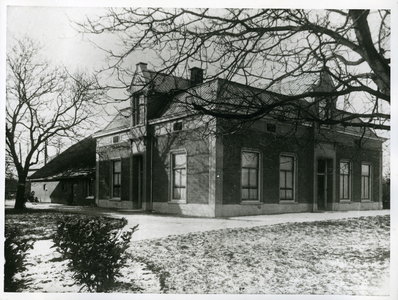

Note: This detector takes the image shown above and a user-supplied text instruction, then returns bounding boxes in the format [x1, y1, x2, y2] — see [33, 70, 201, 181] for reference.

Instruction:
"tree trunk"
[14, 176, 27, 209]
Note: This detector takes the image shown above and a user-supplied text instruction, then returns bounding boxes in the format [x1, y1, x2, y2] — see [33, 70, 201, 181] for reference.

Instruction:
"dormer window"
[319, 99, 332, 128]
[319, 100, 327, 120]
[132, 94, 143, 126]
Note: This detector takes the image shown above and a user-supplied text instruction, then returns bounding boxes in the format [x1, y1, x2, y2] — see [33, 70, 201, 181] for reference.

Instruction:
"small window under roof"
[173, 122, 183, 131]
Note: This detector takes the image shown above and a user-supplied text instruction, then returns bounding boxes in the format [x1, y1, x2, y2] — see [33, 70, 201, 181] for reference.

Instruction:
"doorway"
[317, 159, 327, 210]
[132, 155, 143, 209]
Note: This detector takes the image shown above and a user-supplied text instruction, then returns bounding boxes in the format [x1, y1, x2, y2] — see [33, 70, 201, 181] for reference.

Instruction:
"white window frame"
[241, 150, 261, 203]
[132, 94, 144, 126]
[170, 150, 187, 203]
[111, 160, 121, 199]
[339, 160, 351, 201]
[361, 162, 372, 201]
[279, 153, 297, 202]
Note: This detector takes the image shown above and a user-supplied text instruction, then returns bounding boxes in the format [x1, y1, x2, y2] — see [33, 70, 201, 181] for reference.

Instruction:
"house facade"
[93, 63, 384, 217]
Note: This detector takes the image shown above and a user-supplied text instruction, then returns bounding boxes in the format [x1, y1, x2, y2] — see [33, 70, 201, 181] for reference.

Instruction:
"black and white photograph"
[2, 0, 395, 298]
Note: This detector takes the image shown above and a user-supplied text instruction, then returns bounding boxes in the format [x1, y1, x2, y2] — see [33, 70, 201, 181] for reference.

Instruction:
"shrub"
[52, 215, 138, 292]
[4, 226, 33, 292]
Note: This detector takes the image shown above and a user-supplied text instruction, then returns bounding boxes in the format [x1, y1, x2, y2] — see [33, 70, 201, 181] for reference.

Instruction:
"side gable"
[99, 108, 131, 135]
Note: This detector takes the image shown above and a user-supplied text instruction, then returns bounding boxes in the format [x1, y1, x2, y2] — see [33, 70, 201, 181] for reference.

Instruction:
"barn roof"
[29, 136, 96, 181]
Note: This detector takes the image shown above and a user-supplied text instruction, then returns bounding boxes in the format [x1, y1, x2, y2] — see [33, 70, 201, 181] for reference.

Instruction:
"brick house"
[93, 63, 385, 217]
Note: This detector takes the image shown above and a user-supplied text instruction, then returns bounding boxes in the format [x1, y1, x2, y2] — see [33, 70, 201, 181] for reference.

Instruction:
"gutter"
[92, 127, 130, 139]
[335, 130, 388, 142]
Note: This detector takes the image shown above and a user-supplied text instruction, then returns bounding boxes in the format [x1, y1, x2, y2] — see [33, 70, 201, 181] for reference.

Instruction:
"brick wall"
[97, 141, 132, 201]
[152, 128, 210, 204]
[336, 144, 382, 203]
[221, 126, 314, 205]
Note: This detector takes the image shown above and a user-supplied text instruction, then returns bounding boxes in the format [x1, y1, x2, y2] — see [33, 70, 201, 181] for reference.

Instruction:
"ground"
[4, 202, 390, 295]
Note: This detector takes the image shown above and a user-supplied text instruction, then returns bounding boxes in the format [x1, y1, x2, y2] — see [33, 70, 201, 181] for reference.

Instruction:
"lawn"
[5, 209, 390, 295]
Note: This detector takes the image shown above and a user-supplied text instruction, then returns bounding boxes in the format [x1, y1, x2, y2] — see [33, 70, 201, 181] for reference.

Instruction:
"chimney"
[136, 62, 148, 72]
[190, 67, 204, 86]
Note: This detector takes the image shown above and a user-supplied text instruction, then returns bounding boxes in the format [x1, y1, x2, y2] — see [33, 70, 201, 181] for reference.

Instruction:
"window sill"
[339, 200, 351, 203]
[169, 199, 187, 204]
[361, 199, 372, 203]
[241, 201, 262, 205]
[85, 196, 94, 200]
[110, 198, 121, 201]
[279, 200, 297, 204]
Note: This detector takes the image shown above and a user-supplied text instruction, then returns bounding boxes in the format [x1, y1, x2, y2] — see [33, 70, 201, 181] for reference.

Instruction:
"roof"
[154, 73, 382, 140]
[332, 110, 381, 139]
[101, 65, 383, 141]
[130, 68, 191, 94]
[29, 136, 96, 181]
[145, 70, 191, 93]
[271, 73, 320, 95]
[99, 107, 131, 135]
[157, 78, 308, 121]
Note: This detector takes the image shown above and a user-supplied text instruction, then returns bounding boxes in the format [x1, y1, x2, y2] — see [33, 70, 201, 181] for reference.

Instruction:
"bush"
[4, 227, 33, 292]
[52, 215, 138, 292]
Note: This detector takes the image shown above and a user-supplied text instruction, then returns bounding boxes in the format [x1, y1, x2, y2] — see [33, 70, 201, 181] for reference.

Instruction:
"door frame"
[132, 154, 144, 209]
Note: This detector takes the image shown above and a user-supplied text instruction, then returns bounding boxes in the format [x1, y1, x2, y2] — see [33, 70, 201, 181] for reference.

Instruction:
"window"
[319, 100, 327, 120]
[241, 151, 260, 201]
[43, 184, 47, 191]
[340, 161, 351, 200]
[132, 95, 142, 126]
[267, 123, 276, 132]
[112, 160, 121, 198]
[112, 135, 120, 144]
[171, 152, 187, 200]
[173, 122, 183, 131]
[280, 155, 295, 200]
[361, 163, 371, 200]
[319, 99, 331, 128]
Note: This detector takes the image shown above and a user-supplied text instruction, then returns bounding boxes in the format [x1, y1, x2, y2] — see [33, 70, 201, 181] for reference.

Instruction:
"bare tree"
[78, 8, 390, 130]
[5, 152, 16, 180]
[6, 37, 104, 209]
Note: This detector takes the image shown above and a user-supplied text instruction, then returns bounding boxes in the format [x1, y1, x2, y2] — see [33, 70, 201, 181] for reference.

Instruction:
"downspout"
[95, 153, 99, 206]
[150, 131, 154, 211]
[379, 150, 383, 209]
[312, 122, 317, 212]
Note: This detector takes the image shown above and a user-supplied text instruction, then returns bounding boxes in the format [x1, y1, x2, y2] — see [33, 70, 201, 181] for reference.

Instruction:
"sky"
[5, 6, 136, 157]
[7, 6, 132, 102]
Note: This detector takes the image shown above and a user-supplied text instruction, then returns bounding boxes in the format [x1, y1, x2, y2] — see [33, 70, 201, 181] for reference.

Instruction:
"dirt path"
[12, 201, 390, 242]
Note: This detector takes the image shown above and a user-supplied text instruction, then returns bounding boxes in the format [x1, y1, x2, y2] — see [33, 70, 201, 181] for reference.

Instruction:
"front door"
[317, 159, 327, 210]
[132, 155, 143, 209]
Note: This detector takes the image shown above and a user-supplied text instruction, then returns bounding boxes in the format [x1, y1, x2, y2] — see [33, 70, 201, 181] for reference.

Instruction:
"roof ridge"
[147, 70, 190, 82]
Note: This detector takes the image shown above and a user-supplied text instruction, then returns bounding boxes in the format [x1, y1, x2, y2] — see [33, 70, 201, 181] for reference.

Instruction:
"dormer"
[313, 68, 337, 123]
[127, 62, 151, 94]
